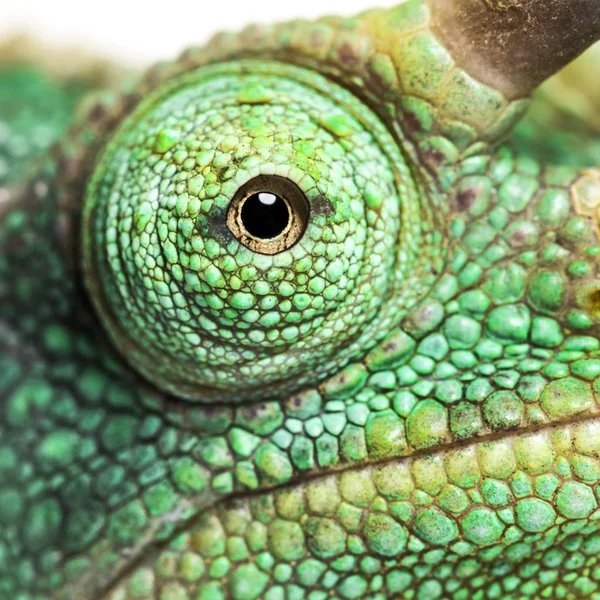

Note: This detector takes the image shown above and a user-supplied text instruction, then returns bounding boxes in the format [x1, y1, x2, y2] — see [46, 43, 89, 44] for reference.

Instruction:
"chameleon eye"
[226, 175, 309, 255]
[81, 62, 420, 402]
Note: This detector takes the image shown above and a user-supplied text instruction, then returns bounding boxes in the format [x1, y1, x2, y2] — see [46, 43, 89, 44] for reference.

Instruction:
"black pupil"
[241, 192, 290, 239]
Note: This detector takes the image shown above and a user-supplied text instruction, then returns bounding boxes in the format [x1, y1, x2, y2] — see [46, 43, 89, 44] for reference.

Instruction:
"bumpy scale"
[2, 0, 600, 599]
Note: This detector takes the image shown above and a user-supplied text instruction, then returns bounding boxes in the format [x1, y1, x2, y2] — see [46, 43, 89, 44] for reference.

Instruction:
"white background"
[0, 0, 398, 66]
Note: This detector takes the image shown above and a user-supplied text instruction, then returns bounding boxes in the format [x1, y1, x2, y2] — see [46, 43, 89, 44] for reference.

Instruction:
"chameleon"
[3, 0, 600, 598]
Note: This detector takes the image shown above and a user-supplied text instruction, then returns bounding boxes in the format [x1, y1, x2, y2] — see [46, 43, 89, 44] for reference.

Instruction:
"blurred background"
[0, 0, 398, 66]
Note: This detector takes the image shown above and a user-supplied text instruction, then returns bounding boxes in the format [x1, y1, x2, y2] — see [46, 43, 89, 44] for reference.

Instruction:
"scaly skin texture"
[3, 1, 600, 598]
[0, 65, 87, 186]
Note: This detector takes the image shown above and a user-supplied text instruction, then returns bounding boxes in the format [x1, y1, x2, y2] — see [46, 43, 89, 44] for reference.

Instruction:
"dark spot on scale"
[587, 289, 600, 314]
[238, 403, 265, 421]
[87, 102, 109, 123]
[403, 111, 423, 134]
[510, 228, 528, 245]
[517, 379, 535, 395]
[205, 210, 234, 244]
[337, 41, 360, 66]
[368, 71, 387, 96]
[383, 341, 399, 353]
[199, 405, 226, 419]
[425, 148, 445, 167]
[311, 195, 334, 217]
[455, 188, 477, 211]
[294, 443, 311, 463]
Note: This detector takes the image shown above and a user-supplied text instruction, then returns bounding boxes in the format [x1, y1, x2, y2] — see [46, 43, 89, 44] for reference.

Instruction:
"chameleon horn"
[428, 0, 600, 99]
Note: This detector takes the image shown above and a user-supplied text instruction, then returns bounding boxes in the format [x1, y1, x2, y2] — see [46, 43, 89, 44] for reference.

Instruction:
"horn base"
[429, 0, 600, 99]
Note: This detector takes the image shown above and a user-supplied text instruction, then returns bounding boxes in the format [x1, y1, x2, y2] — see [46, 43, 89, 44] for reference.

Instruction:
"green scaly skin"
[3, 2, 600, 599]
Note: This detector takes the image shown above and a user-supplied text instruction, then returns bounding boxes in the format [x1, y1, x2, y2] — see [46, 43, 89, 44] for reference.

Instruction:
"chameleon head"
[80, 0, 600, 405]
[10, 1, 600, 597]
[81, 62, 421, 402]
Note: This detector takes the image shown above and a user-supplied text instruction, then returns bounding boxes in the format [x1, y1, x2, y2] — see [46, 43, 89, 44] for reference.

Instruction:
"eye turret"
[81, 62, 424, 402]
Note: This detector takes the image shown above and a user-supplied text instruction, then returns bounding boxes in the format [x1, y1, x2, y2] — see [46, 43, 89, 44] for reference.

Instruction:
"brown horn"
[428, 0, 600, 99]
